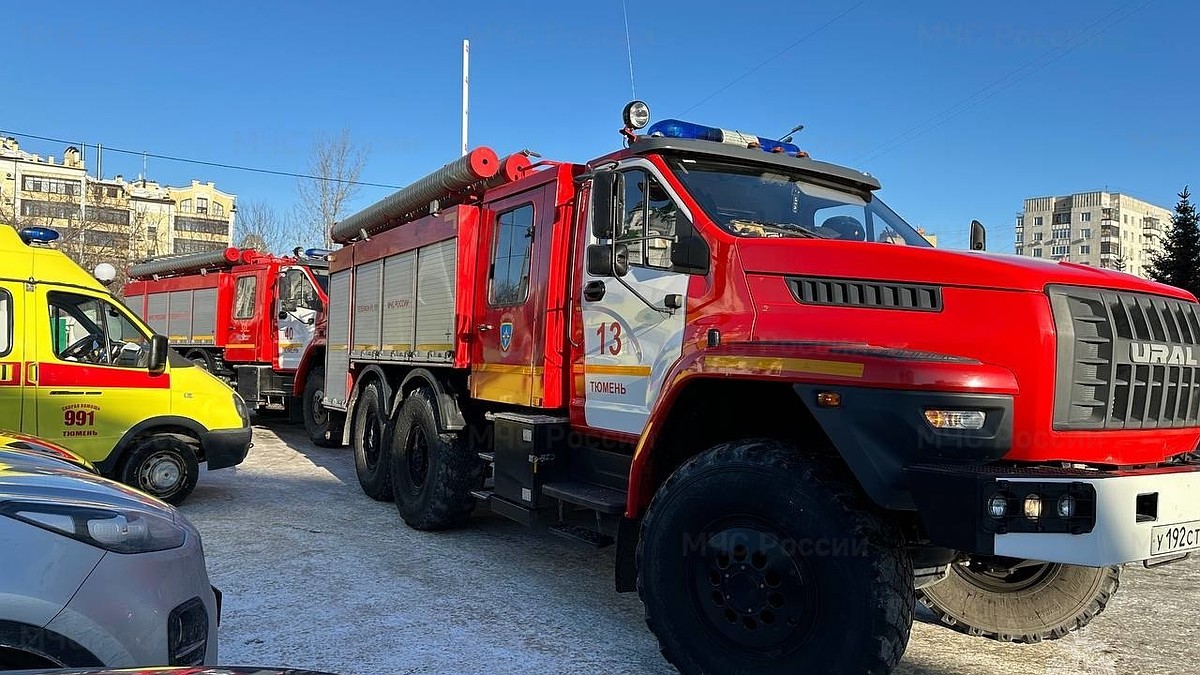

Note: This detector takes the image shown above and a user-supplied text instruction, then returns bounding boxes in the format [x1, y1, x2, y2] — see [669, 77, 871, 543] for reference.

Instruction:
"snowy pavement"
[179, 418, 1200, 675]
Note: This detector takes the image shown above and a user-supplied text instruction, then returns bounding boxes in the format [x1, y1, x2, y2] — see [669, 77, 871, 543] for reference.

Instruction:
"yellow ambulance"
[0, 225, 250, 503]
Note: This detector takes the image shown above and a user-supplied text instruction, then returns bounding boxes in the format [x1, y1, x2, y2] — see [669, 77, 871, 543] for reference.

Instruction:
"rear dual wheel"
[388, 387, 483, 530]
[352, 381, 391, 501]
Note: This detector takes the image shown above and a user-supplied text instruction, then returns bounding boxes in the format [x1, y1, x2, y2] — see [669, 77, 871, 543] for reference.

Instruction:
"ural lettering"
[1130, 342, 1199, 366]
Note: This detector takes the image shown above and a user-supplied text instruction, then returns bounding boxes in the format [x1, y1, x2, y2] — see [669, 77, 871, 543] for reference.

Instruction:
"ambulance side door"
[0, 282, 23, 430]
[32, 288, 169, 463]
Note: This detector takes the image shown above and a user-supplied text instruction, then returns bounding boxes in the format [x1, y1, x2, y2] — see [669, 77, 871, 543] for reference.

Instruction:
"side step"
[548, 523, 614, 548]
[542, 481, 627, 515]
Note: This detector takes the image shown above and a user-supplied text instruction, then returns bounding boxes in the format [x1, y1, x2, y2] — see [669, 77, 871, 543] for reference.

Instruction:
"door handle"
[477, 323, 494, 332]
[583, 280, 606, 302]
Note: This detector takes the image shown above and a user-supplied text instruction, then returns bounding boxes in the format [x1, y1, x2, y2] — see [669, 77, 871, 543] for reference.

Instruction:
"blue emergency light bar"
[304, 248, 333, 259]
[18, 227, 60, 244]
[646, 119, 804, 156]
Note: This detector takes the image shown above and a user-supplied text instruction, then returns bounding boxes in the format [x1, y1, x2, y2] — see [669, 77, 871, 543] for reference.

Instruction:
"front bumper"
[202, 426, 251, 471]
[908, 462, 1200, 567]
[43, 523, 218, 666]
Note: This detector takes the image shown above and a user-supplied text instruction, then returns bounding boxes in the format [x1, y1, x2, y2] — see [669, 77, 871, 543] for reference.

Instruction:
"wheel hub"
[311, 388, 328, 425]
[693, 526, 813, 650]
[364, 415, 381, 468]
[406, 426, 429, 490]
[140, 452, 183, 493]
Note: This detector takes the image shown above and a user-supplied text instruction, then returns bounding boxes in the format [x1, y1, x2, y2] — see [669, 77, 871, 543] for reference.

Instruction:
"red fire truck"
[124, 247, 337, 443]
[319, 101, 1200, 673]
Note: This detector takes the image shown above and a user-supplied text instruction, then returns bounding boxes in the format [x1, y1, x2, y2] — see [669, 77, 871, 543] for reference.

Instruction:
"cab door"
[470, 186, 550, 406]
[0, 283, 23, 430]
[275, 267, 321, 371]
[579, 163, 691, 435]
[224, 270, 263, 364]
[32, 288, 169, 464]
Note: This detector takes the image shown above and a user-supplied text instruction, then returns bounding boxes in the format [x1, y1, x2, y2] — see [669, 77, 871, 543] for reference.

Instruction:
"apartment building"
[0, 137, 236, 267]
[1015, 191, 1172, 279]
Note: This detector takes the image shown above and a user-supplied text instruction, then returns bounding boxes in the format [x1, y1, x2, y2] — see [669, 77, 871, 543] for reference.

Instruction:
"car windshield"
[667, 157, 931, 246]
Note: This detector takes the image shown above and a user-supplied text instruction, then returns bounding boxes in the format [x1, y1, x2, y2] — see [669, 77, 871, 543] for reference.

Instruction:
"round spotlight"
[93, 262, 117, 283]
[1023, 494, 1043, 520]
[623, 100, 651, 130]
[986, 494, 1008, 519]
[1057, 494, 1076, 518]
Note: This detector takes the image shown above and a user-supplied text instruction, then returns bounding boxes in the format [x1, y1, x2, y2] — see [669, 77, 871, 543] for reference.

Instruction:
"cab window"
[617, 169, 676, 269]
[489, 203, 534, 306]
[0, 289, 11, 357]
[281, 269, 321, 312]
[234, 275, 257, 319]
[48, 292, 150, 368]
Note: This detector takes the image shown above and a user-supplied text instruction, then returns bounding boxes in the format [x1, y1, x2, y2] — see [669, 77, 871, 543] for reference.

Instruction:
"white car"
[0, 442, 219, 669]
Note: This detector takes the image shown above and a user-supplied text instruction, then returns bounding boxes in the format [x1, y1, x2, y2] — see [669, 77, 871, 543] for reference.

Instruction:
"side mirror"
[970, 220, 987, 251]
[587, 243, 630, 278]
[591, 171, 625, 239]
[148, 334, 169, 374]
[278, 311, 288, 320]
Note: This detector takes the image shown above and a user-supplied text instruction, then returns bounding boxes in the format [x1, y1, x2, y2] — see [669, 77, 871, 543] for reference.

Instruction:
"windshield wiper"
[728, 219, 828, 239]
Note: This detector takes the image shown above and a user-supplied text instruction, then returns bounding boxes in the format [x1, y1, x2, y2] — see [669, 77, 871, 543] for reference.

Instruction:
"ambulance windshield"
[668, 158, 931, 246]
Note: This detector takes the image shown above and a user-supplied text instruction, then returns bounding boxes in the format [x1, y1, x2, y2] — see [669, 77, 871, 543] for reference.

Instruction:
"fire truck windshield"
[668, 158, 931, 246]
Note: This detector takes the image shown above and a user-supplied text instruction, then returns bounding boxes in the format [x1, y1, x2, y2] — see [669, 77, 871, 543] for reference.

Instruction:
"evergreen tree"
[1146, 187, 1200, 296]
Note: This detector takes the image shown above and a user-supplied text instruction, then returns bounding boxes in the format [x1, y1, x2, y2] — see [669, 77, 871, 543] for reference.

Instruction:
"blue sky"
[3, 0, 1195, 250]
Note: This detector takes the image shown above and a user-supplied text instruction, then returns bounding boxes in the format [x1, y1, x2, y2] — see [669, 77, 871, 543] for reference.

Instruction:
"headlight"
[233, 393, 250, 427]
[0, 500, 187, 553]
[923, 409, 986, 430]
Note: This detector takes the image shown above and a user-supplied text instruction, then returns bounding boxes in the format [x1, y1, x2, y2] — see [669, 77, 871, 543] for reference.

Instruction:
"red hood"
[735, 239, 1195, 301]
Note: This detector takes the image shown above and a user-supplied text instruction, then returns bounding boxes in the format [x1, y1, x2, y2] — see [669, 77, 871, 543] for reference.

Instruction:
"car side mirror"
[970, 220, 987, 251]
[148, 334, 169, 374]
[591, 171, 624, 240]
[587, 243, 630, 277]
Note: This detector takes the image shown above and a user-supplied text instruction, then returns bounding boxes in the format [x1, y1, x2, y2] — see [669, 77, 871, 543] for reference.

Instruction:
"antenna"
[779, 123, 804, 143]
[621, 0, 636, 99]
[461, 39, 470, 157]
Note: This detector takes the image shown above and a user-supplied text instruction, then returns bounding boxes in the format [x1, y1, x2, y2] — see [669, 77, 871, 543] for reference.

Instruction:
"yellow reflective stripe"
[705, 356, 865, 378]
[584, 364, 652, 377]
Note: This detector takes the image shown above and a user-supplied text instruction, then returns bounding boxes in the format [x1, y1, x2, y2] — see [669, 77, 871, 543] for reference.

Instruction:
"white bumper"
[995, 467, 1200, 567]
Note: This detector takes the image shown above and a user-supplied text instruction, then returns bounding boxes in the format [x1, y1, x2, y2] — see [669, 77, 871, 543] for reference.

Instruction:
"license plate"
[1150, 520, 1200, 556]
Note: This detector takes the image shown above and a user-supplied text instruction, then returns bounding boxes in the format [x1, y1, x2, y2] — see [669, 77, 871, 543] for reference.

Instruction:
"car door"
[33, 288, 169, 463]
[580, 163, 691, 435]
[276, 267, 321, 371]
[470, 187, 549, 406]
[0, 283, 23, 430]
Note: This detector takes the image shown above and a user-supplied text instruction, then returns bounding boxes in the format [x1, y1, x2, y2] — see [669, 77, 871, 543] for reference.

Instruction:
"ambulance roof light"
[18, 227, 59, 245]
[646, 119, 806, 157]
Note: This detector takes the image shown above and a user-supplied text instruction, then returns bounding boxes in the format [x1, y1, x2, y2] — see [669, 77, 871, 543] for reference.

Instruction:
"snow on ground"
[179, 418, 1200, 675]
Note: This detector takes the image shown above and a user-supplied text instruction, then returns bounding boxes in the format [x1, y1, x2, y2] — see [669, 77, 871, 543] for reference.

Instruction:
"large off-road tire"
[118, 434, 200, 505]
[352, 381, 392, 501]
[388, 387, 483, 531]
[186, 349, 214, 372]
[917, 560, 1120, 643]
[303, 367, 342, 447]
[638, 439, 913, 675]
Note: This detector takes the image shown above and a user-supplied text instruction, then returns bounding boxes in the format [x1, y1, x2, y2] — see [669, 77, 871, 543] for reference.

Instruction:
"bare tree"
[297, 129, 367, 248]
[234, 200, 288, 253]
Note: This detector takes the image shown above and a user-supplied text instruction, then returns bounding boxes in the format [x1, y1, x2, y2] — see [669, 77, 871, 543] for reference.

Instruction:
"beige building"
[0, 137, 236, 268]
[1015, 191, 1172, 279]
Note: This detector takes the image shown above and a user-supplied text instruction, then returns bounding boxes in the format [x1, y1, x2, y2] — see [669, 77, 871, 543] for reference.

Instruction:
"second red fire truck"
[123, 247, 339, 444]
[315, 101, 1200, 673]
